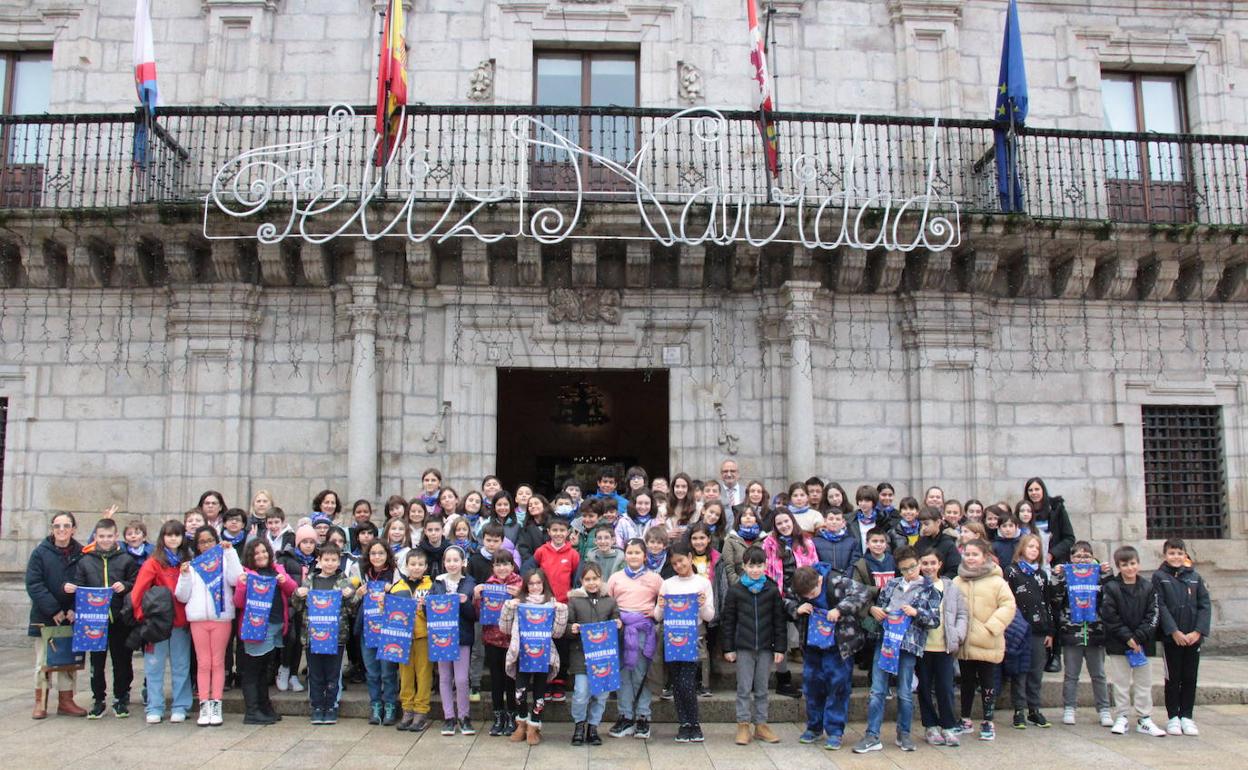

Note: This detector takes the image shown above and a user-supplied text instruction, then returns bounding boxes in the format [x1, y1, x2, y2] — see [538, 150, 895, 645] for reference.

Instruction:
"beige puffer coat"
[953, 562, 1016, 663]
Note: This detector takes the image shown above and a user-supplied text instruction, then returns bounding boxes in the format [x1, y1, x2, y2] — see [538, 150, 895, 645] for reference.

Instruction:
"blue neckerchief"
[222, 529, 247, 548]
[634, 515, 653, 528]
[874, 504, 896, 518]
[163, 547, 182, 567]
[819, 528, 848, 543]
[293, 549, 316, 567]
[706, 524, 717, 534]
[899, 519, 920, 537]
[479, 546, 494, 561]
[645, 551, 667, 572]
[857, 510, 877, 527]
[737, 524, 761, 541]
[463, 513, 480, 527]
[454, 538, 475, 553]
[789, 505, 810, 516]
[1016, 561, 1037, 576]
[421, 493, 439, 509]
[778, 534, 793, 548]
[390, 543, 405, 554]
[740, 573, 767, 594]
[623, 564, 648, 579]
[128, 543, 150, 559]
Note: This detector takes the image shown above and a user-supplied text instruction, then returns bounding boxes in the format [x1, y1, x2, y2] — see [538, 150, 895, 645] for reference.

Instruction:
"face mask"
[554, 504, 574, 517]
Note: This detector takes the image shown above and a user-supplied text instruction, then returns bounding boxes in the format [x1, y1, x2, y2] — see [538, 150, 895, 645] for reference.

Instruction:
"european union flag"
[994, 0, 1028, 212]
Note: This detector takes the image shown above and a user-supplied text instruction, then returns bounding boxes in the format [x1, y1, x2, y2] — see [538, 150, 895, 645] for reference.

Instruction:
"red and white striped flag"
[746, 0, 779, 178]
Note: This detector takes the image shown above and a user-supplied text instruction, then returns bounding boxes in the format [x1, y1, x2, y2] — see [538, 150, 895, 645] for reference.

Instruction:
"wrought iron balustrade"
[0, 104, 1243, 227]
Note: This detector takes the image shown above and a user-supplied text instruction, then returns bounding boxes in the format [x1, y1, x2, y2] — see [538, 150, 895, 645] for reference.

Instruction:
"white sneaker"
[197, 701, 212, 726]
[276, 665, 290, 692]
[1137, 717, 1166, 737]
[1166, 717, 1183, 735]
[145, 713, 161, 725]
[1111, 716, 1128, 734]
[169, 711, 186, 724]
[1099, 709, 1114, 727]
[1180, 718, 1200, 736]
[1062, 707, 1076, 725]
[210, 700, 224, 726]
[289, 675, 304, 692]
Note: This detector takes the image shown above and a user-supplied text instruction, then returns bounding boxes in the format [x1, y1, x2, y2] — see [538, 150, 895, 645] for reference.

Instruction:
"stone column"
[347, 275, 381, 500]
[781, 281, 819, 481]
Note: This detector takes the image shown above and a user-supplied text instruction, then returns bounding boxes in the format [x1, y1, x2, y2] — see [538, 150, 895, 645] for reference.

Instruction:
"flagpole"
[761, 3, 776, 203]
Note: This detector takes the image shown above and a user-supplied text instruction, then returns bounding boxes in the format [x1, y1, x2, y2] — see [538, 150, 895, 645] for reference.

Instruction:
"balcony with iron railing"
[0, 104, 1245, 228]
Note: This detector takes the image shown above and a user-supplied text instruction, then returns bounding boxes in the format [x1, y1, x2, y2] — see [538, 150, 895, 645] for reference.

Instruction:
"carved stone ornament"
[678, 61, 703, 104]
[467, 59, 495, 102]
[548, 288, 621, 324]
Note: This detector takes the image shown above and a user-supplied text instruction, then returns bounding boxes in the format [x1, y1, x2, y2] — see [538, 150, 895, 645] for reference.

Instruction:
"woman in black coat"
[25, 511, 86, 719]
[1024, 477, 1077, 672]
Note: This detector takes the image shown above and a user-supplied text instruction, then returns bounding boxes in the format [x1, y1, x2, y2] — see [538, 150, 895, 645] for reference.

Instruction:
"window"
[1101, 72, 1190, 223]
[0, 397, 7, 531]
[532, 50, 637, 192]
[1, 51, 53, 207]
[1141, 405, 1228, 540]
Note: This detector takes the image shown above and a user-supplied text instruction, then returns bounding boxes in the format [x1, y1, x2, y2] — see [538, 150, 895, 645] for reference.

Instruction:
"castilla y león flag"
[375, 0, 409, 166]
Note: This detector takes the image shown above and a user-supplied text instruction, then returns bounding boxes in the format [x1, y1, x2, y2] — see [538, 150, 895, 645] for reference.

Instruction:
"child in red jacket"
[473, 550, 523, 735]
[533, 518, 580, 701]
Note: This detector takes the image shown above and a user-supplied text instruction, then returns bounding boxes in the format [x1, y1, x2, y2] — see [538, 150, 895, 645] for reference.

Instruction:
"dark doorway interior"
[496, 368, 669, 498]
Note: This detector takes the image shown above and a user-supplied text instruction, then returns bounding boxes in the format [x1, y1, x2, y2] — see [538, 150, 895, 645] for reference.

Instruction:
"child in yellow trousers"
[391, 550, 434, 732]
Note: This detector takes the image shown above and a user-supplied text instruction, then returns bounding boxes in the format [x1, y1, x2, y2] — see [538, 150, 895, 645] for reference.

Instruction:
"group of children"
[28, 469, 1213, 753]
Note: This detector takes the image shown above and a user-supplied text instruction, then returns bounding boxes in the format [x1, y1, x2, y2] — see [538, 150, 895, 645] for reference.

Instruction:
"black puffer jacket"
[71, 546, 139, 616]
[1151, 563, 1212, 639]
[515, 520, 549, 568]
[1026, 481, 1077, 564]
[915, 531, 961, 578]
[25, 536, 84, 636]
[1005, 563, 1056, 637]
[1102, 576, 1158, 656]
[720, 577, 786, 654]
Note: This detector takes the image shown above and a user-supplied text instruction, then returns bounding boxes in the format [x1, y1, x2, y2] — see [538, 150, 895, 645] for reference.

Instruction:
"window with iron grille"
[1142, 405, 1227, 539]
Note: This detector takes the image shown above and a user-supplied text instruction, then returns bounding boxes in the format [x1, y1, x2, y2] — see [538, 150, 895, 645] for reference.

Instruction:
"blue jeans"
[144, 626, 192, 717]
[616, 654, 652, 719]
[866, 643, 917, 738]
[802, 648, 854, 738]
[361, 642, 398, 705]
[571, 673, 608, 725]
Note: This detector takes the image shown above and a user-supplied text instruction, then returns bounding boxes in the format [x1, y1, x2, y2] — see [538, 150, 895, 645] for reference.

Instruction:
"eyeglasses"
[52, 523, 75, 530]
[899, 563, 920, 573]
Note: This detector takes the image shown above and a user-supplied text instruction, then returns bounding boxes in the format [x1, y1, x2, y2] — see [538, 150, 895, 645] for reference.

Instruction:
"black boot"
[586, 723, 602, 745]
[1044, 647, 1062, 673]
[775, 671, 800, 699]
[258, 651, 282, 722]
[240, 654, 275, 725]
[572, 721, 586, 746]
[489, 710, 507, 737]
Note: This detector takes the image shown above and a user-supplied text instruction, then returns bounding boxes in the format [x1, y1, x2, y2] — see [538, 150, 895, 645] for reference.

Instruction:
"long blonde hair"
[1011, 533, 1044, 565]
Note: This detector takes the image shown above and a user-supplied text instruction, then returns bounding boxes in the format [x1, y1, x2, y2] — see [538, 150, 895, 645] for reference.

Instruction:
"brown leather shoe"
[754, 722, 780, 743]
[32, 689, 47, 720]
[735, 722, 752, 745]
[56, 690, 87, 717]
[509, 717, 529, 742]
[526, 721, 542, 746]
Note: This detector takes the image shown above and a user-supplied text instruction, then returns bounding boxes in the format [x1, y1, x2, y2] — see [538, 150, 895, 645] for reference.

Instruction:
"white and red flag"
[746, 0, 779, 178]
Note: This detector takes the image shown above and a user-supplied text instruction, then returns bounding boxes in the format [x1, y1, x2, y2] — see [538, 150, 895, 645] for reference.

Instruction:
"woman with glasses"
[25, 511, 86, 719]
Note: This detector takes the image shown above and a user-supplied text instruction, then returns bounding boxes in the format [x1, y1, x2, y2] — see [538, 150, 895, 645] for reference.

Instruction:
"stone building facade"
[0, 0, 1246, 639]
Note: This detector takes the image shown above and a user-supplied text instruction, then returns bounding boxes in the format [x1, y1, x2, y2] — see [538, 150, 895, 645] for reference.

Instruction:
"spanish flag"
[375, 0, 408, 166]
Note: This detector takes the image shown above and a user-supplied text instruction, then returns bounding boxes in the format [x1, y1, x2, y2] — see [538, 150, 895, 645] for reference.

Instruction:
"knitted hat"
[295, 524, 318, 546]
[310, 512, 333, 528]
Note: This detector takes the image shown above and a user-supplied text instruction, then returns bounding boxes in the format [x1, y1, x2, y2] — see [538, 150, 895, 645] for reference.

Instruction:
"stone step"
[217, 673, 1248, 722]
